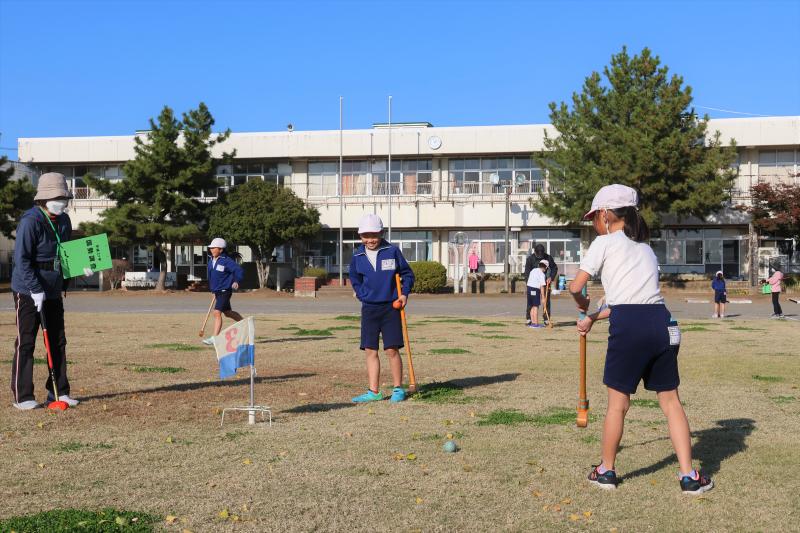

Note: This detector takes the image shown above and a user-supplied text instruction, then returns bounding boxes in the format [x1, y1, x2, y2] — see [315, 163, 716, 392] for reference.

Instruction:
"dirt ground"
[0, 311, 798, 532]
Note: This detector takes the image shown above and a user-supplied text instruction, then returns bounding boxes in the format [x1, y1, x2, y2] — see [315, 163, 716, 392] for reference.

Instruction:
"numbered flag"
[212, 317, 255, 379]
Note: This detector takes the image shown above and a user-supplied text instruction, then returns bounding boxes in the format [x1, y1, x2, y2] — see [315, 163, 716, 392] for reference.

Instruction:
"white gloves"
[31, 292, 45, 312]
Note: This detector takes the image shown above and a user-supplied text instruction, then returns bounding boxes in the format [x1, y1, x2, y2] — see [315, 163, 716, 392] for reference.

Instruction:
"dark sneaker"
[588, 465, 618, 490]
[680, 471, 714, 495]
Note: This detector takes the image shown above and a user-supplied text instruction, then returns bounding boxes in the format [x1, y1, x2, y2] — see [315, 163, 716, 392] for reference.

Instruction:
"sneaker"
[202, 337, 215, 345]
[525, 320, 532, 326]
[389, 387, 406, 403]
[47, 393, 80, 407]
[12, 400, 39, 410]
[351, 390, 383, 403]
[680, 471, 714, 495]
[588, 465, 618, 490]
[711, 314, 719, 318]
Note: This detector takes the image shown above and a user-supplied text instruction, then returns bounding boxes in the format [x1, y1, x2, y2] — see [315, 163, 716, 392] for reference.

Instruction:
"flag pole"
[339, 96, 344, 287]
[388, 95, 392, 242]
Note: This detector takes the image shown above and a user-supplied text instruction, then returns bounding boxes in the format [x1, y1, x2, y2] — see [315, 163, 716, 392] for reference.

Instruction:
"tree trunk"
[154, 244, 167, 291]
[254, 254, 272, 289]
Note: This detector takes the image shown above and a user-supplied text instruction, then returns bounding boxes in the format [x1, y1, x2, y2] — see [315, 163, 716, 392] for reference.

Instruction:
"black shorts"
[714, 291, 727, 304]
[214, 290, 232, 312]
[527, 287, 541, 307]
[603, 304, 680, 394]
[360, 302, 404, 351]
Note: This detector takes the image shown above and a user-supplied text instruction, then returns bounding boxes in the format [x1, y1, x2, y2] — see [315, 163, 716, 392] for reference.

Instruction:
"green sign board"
[59, 233, 113, 279]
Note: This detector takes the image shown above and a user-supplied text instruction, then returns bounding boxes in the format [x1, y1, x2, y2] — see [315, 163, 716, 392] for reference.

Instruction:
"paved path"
[1, 290, 795, 321]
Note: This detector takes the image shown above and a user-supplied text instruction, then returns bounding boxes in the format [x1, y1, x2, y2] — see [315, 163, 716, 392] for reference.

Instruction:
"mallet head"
[48, 400, 69, 411]
[576, 410, 588, 427]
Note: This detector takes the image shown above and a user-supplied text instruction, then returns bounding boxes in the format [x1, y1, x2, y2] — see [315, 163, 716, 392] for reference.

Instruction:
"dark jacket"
[711, 279, 726, 293]
[207, 254, 244, 292]
[11, 207, 72, 299]
[349, 240, 414, 304]
[523, 252, 558, 283]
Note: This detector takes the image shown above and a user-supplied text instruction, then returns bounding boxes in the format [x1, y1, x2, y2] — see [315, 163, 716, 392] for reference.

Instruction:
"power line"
[696, 105, 770, 117]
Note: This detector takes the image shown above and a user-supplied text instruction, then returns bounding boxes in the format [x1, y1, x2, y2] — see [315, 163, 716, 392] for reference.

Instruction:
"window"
[449, 156, 544, 194]
[758, 149, 797, 183]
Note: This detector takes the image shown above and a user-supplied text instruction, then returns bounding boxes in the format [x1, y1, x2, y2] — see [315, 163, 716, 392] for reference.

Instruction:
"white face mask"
[45, 200, 68, 216]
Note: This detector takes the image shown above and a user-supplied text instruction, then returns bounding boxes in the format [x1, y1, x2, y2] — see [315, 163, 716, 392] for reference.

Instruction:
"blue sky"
[1, 0, 798, 158]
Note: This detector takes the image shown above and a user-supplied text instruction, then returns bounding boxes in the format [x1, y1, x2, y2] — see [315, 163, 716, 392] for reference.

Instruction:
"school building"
[14, 115, 800, 287]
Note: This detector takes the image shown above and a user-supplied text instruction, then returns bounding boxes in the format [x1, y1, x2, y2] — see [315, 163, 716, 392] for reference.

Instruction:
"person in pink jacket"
[468, 250, 480, 273]
[763, 265, 784, 318]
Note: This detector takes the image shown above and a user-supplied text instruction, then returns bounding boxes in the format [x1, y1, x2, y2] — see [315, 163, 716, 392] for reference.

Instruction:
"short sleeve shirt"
[579, 230, 664, 306]
[527, 268, 546, 289]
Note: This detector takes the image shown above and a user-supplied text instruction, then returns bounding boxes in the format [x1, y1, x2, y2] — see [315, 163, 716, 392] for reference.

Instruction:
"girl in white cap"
[10, 173, 79, 409]
[711, 270, 727, 318]
[568, 184, 713, 495]
[202, 237, 244, 345]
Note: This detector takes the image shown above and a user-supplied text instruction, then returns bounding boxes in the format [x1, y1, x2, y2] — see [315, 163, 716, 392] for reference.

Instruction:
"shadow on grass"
[622, 418, 755, 481]
[80, 373, 316, 401]
[416, 373, 521, 394]
[282, 402, 355, 414]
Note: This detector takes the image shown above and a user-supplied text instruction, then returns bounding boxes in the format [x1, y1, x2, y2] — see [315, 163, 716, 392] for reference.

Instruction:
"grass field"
[0, 311, 798, 532]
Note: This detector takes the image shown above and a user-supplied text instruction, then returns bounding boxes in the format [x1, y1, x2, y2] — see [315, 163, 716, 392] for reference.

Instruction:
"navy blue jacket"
[207, 254, 244, 292]
[711, 278, 726, 293]
[11, 207, 72, 299]
[349, 240, 414, 304]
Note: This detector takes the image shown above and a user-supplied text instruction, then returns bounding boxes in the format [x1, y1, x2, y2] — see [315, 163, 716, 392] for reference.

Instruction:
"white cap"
[539, 259, 549, 267]
[583, 184, 639, 220]
[716, 270, 723, 276]
[208, 237, 227, 249]
[357, 213, 384, 234]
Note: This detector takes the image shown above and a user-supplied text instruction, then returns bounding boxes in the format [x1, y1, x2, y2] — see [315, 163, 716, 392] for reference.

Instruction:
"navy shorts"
[714, 291, 727, 304]
[360, 302, 404, 351]
[214, 290, 232, 312]
[603, 304, 680, 394]
[527, 287, 541, 307]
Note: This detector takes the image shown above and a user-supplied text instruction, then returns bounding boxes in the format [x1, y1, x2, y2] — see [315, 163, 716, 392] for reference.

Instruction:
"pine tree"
[0, 156, 36, 239]
[535, 47, 738, 226]
[82, 103, 232, 290]
[208, 180, 321, 289]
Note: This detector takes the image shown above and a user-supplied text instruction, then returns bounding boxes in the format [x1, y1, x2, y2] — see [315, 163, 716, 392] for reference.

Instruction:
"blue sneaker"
[390, 387, 406, 403]
[351, 390, 383, 403]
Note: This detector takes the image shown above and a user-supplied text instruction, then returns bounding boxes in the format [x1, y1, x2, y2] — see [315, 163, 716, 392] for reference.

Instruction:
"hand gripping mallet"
[543, 283, 554, 330]
[40, 310, 69, 411]
[199, 295, 216, 337]
[576, 286, 589, 428]
[394, 274, 417, 393]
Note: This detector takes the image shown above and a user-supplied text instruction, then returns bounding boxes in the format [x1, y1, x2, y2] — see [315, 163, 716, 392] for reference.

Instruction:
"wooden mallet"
[576, 286, 589, 428]
[394, 274, 417, 393]
[542, 283, 554, 329]
[199, 295, 216, 337]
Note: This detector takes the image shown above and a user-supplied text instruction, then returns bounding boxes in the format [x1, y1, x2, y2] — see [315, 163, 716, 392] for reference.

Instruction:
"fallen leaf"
[279, 451, 288, 456]
[242, 458, 252, 465]
[231, 515, 240, 522]
[37, 463, 44, 469]
[561, 498, 572, 504]
[443, 419, 453, 426]
[415, 497, 423, 504]
[298, 392, 307, 396]
[344, 432, 353, 437]
[469, 411, 476, 417]
[218, 509, 229, 519]
[650, 479, 657, 486]
[146, 402, 152, 407]
[569, 514, 579, 521]
[241, 504, 249, 512]
[114, 516, 129, 526]
[532, 490, 542, 498]
[610, 528, 619, 533]
[367, 408, 374, 415]
[393, 453, 405, 461]
[552, 504, 561, 512]
[542, 505, 550, 511]
[165, 436, 173, 444]
[165, 515, 178, 524]
[131, 517, 138, 522]
[462, 465, 473, 472]
[400, 416, 408, 422]
[102, 404, 108, 411]
[406, 453, 417, 461]
[36, 422, 43, 429]
[446, 433, 454, 439]
[583, 511, 592, 518]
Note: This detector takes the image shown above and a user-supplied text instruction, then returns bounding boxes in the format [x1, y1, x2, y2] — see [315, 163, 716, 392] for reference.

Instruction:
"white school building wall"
[15, 116, 800, 284]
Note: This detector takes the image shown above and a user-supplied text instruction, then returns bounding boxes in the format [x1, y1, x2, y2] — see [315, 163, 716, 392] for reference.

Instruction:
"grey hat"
[34, 172, 73, 201]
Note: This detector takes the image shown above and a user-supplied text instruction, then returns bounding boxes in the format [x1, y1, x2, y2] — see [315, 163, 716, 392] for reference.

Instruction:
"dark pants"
[526, 284, 551, 321]
[771, 292, 783, 315]
[10, 293, 70, 403]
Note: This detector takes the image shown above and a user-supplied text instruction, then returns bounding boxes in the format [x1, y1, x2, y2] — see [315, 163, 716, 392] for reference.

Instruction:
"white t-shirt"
[365, 248, 379, 270]
[579, 230, 664, 306]
[527, 268, 546, 289]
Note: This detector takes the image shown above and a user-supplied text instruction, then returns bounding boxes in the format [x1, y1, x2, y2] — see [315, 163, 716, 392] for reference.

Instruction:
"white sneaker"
[47, 394, 80, 407]
[202, 337, 215, 346]
[711, 314, 718, 318]
[720, 314, 725, 319]
[12, 400, 40, 410]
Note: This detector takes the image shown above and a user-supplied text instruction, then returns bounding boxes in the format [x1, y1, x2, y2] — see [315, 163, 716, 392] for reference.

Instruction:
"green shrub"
[303, 267, 328, 280]
[410, 261, 447, 293]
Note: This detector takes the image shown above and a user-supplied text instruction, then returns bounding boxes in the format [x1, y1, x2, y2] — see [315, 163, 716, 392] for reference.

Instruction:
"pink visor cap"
[583, 184, 639, 220]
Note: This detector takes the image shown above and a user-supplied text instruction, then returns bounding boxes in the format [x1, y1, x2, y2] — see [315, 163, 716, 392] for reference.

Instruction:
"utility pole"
[504, 185, 511, 293]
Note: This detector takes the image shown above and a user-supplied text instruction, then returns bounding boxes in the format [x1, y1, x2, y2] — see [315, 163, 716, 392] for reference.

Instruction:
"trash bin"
[558, 275, 567, 291]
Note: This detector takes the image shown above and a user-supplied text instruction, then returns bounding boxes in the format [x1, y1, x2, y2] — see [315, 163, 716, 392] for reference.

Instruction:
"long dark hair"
[610, 206, 650, 243]
[224, 249, 243, 262]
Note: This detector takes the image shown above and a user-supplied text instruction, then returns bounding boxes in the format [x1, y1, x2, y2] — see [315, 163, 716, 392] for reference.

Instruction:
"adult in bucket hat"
[10, 173, 79, 410]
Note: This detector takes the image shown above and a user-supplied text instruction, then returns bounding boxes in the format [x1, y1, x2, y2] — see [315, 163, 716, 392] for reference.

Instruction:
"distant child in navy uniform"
[202, 237, 244, 345]
[569, 184, 713, 495]
[349, 214, 415, 403]
[711, 270, 727, 319]
[526, 259, 548, 328]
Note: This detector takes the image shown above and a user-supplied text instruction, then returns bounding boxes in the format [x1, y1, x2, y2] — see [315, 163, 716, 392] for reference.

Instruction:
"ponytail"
[223, 249, 243, 262]
[610, 206, 649, 243]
